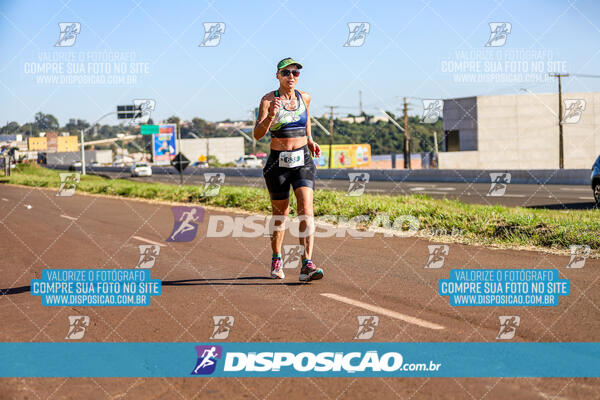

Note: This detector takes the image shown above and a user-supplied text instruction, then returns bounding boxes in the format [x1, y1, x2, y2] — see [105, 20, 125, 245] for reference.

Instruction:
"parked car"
[235, 155, 263, 168]
[592, 155, 600, 206]
[68, 161, 82, 171]
[192, 161, 209, 168]
[131, 162, 152, 177]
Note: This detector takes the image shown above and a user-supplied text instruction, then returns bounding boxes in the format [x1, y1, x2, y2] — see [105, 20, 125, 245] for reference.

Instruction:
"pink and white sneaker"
[299, 260, 323, 282]
[270, 258, 285, 279]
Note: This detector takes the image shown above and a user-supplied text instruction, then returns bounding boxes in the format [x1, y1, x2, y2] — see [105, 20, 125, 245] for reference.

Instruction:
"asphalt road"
[99, 170, 597, 209]
[1, 185, 599, 399]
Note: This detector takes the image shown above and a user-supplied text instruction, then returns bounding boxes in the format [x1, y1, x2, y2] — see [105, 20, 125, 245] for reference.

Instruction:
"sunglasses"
[279, 69, 300, 77]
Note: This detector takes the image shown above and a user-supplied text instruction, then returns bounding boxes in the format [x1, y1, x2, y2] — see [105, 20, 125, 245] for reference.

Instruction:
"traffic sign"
[116, 104, 142, 119]
[171, 152, 190, 173]
[140, 125, 159, 135]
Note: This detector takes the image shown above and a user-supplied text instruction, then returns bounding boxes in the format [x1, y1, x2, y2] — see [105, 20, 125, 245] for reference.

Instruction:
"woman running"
[253, 57, 324, 282]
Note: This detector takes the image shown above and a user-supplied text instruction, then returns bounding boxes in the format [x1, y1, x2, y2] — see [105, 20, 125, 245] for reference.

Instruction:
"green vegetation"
[2, 164, 598, 253]
[2, 112, 440, 157]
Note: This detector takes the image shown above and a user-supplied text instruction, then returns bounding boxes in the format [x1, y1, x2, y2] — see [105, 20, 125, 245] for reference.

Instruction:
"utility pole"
[433, 131, 439, 168]
[359, 90, 363, 115]
[549, 73, 569, 169]
[80, 129, 86, 176]
[206, 129, 210, 167]
[326, 106, 339, 168]
[176, 121, 182, 184]
[251, 108, 257, 155]
[403, 97, 411, 169]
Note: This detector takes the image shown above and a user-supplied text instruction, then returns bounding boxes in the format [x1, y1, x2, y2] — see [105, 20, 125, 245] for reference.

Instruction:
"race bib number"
[278, 150, 304, 168]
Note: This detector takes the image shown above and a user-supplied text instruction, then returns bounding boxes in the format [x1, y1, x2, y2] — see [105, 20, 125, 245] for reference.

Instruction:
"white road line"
[416, 191, 455, 195]
[60, 214, 78, 221]
[320, 293, 445, 330]
[1, 198, 8, 201]
[499, 194, 526, 198]
[560, 188, 591, 192]
[132, 235, 166, 247]
[578, 196, 595, 200]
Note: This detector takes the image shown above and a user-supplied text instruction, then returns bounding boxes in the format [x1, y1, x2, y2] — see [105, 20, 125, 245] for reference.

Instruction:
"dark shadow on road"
[1, 276, 306, 296]
[1, 286, 31, 295]
[526, 202, 597, 210]
[162, 277, 306, 286]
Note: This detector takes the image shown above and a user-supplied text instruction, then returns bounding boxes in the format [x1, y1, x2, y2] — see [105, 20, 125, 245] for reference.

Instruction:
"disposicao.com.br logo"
[191, 345, 441, 376]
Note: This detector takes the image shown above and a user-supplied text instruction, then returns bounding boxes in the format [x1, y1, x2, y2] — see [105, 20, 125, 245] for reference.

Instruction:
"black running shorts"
[263, 145, 316, 200]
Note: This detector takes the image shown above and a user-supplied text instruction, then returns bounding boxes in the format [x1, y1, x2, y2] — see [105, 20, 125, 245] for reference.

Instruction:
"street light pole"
[550, 73, 569, 169]
[403, 97, 411, 170]
[79, 111, 118, 175]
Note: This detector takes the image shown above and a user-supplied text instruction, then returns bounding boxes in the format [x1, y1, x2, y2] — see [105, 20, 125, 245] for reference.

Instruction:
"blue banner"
[439, 269, 569, 306]
[1, 343, 599, 377]
[30, 269, 161, 306]
[152, 124, 176, 165]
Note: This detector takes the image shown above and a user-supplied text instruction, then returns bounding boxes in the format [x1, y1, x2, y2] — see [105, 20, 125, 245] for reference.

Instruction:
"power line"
[570, 73, 600, 78]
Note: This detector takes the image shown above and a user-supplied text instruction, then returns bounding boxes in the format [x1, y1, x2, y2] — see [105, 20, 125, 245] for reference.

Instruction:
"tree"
[165, 115, 180, 125]
[0, 121, 20, 135]
[34, 112, 59, 131]
[64, 119, 90, 136]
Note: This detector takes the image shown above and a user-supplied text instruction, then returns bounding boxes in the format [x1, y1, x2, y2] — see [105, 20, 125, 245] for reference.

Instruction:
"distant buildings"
[180, 137, 244, 164]
[337, 115, 389, 124]
[320, 114, 389, 124]
[215, 120, 251, 130]
[441, 92, 600, 169]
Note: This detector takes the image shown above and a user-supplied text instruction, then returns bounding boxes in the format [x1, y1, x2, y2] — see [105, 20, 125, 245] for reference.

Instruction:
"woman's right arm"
[253, 96, 279, 140]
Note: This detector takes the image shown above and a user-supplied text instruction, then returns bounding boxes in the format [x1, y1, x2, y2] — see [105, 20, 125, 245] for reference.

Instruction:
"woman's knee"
[271, 200, 290, 216]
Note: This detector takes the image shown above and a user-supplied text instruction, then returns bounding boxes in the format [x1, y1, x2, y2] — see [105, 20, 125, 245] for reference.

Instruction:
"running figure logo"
[563, 99, 586, 124]
[283, 245, 304, 269]
[210, 316, 235, 340]
[191, 345, 222, 375]
[354, 316, 379, 340]
[485, 22, 511, 47]
[65, 316, 90, 340]
[167, 206, 204, 242]
[136, 244, 160, 269]
[566, 245, 590, 269]
[199, 23, 225, 47]
[487, 172, 511, 196]
[347, 173, 370, 196]
[202, 173, 225, 197]
[344, 22, 370, 47]
[422, 100, 444, 124]
[57, 173, 80, 197]
[425, 245, 449, 269]
[496, 316, 520, 340]
[132, 99, 156, 125]
[55, 22, 81, 47]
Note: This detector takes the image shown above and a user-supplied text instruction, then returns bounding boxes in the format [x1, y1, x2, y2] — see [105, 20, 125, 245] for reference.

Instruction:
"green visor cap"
[277, 57, 303, 70]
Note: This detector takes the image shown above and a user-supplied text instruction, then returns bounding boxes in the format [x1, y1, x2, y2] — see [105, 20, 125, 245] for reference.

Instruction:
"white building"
[439, 92, 600, 169]
[180, 137, 244, 164]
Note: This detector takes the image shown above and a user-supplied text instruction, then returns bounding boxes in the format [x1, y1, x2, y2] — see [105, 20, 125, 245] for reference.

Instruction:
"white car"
[235, 155, 263, 168]
[131, 162, 152, 177]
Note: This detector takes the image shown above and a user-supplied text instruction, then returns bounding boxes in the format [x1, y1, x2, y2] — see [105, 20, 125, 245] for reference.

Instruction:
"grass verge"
[2, 164, 598, 253]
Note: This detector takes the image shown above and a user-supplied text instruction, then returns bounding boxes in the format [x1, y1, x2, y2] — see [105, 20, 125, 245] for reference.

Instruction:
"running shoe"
[299, 260, 323, 282]
[270, 257, 285, 279]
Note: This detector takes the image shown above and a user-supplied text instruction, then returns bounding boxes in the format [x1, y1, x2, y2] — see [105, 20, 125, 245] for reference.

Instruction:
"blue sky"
[1, 0, 600, 126]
